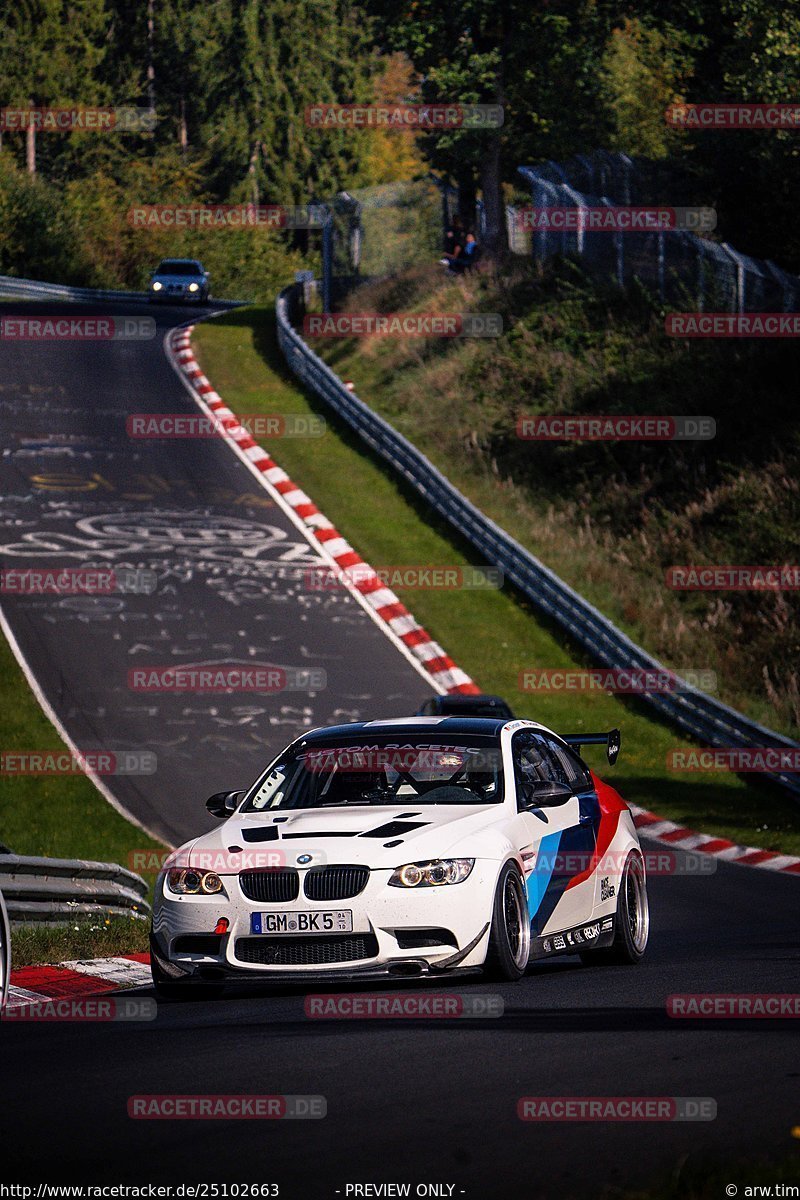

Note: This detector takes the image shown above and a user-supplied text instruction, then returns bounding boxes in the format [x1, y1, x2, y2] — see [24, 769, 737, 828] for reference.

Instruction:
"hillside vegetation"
[315, 260, 800, 737]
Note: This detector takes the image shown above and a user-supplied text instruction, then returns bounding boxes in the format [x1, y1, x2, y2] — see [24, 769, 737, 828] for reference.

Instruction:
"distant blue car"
[148, 258, 210, 304]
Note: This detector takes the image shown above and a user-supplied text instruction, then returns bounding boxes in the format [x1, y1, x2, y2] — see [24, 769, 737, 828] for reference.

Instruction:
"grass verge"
[193, 306, 800, 856]
[10, 915, 150, 968]
[0, 630, 164, 964]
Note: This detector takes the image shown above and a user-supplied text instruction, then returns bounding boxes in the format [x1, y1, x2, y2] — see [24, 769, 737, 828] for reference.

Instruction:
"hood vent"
[359, 820, 429, 839]
[241, 826, 280, 843]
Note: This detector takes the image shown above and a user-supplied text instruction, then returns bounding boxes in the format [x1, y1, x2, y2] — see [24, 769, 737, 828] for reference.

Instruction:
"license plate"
[250, 910, 353, 935]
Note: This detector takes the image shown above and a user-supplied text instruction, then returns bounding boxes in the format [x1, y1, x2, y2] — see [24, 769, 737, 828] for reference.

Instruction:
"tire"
[150, 946, 224, 1002]
[580, 852, 649, 966]
[484, 863, 531, 981]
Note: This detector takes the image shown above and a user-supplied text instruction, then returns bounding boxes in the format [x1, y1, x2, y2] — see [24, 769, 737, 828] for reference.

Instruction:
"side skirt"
[530, 915, 615, 960]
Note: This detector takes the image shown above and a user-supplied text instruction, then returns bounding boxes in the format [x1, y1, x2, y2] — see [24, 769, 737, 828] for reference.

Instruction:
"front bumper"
[149, 935, 483, 986]
[151, 863, 496, 981]
[149, 285, 206, 303]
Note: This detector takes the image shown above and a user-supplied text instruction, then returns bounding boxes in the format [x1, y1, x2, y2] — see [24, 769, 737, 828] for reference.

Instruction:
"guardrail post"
[562, 184, 585, 256]
[720, 242, 745, 313]
[321, 214, 333, 313]
[697, 243, 705, 311]
[601, 196, 624, 286]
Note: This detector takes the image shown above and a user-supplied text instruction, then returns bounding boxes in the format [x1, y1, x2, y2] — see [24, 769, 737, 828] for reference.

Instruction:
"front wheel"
[150, 944, 224, 1001]
[484, 863, 530, 981]
[0, 890, 10, 1011]
[581, 852, 649, 966]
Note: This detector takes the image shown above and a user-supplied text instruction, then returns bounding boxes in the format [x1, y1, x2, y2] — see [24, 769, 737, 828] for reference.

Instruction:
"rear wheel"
[580, 852, 649, 966]
[485, 863, 530, 981]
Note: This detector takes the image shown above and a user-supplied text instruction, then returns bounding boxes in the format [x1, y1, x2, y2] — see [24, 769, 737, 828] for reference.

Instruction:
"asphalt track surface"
[1, 301, 798, 1197]
[3, 856, 799, 1195]
[0, 300, 433, 845]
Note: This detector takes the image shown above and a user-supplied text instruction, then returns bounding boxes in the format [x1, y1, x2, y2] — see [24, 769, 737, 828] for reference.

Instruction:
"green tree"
[366, 1, 614, 257]
[600, 17, 694, 159]
[0, 0, 108, 175]
[194, 0, 377, 203]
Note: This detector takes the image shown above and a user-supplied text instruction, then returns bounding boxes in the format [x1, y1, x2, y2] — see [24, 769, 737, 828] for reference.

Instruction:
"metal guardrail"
[0, 854, 150, 925]
[276, 282, 800, 801]
[0, 273, 151, 303]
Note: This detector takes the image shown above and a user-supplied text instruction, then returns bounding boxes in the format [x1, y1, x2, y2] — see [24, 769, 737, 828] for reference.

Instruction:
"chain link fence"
[319, 150, 800, 314]
[322, 179, 445, 307]
[518, 151, 800, 312]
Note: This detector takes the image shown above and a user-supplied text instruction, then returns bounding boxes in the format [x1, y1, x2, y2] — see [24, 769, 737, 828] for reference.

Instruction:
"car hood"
[178, 804, 508, 872]
[151, 273, 204, 285]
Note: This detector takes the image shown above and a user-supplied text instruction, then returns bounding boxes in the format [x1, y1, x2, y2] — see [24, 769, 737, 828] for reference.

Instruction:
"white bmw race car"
[150, 718, 649, 998]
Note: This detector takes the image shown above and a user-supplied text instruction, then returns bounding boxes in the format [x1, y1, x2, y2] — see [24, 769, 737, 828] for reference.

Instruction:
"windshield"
[436, 699, 511, 718]
[241, 735, 504, 812]
[155, 260, 202, 275]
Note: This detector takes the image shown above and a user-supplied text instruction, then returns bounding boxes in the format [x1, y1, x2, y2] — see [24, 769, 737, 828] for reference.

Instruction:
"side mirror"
[206, 790, 244, 818]
[522, 780, 573, 807]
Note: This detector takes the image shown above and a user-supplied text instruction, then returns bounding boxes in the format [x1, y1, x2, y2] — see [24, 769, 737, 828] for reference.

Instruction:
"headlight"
[151, 280, 162, 291]
[389, 859, 474, 887]
[188, 282, 199, 292]
[166, 868, 223, 895]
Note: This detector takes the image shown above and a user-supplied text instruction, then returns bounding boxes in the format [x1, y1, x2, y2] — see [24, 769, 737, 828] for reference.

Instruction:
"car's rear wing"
[562, 728, 621, 766]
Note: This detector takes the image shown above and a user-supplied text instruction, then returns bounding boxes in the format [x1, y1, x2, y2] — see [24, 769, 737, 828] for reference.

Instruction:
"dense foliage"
[1, 0, 799, 283]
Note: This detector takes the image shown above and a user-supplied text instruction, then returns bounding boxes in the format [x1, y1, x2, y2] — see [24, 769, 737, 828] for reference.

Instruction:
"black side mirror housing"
[522, 780, 573, 807]
[206, 790, 244, 818]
